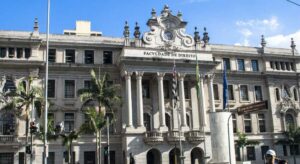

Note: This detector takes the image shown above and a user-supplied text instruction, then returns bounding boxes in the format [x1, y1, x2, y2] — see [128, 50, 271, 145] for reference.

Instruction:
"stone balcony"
[0, 135, 16, 143]
[186, 130, 205, 144]
[144, 131, 164, 145]
[167, 130, 185, 143]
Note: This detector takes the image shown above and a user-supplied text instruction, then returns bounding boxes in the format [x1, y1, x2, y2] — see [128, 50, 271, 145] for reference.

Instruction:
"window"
[251, 60, 259, 71]
[235, 145, 241, 161]
[223, 58, 231, 70]
[84, 151, 96, 164]
[228, 85, 234, 100]
[64, 113, 74, 132]
[283, 86, 290, 98]
[103, 51, 113, 64]
[244, 114, 252, 133]
[84, 50, 94, 64]
[255, 86, 263, 101]
[286, 62, 291, 71]
[258, 113, 266, 132]
[275, 88, 280, 101]
[16, 48, 23, 58]
[47, 152, 55, 164]
[0, 47, 6, 58]
[65, 49, 75, 63]
[270, 61, 274, 69]
[0, 153, 14, 164]
[285, 113, 295, 127]
[283, 145, 287, 156]
[8, 48, 14, 58]
[290, 145, 300, 155]
[232, 114, 237, 133]
[294, 88, 298, 101]
[64, 151, 75, 164]
[0, 113, 15, 135]
[2, 79, 16, 92]
[165, 113, 171, 130]
[213, 84, 219, 100]
[163, 80, 170, 98]
[261, 146, 269, 160]
[142, 80, 150, 98]
[143, 113, 151, 131]
[246, 146, 256, 160]
[24, 48, 31, 58]
[84, 80, 92, 89]
[19, 152, 25, 164]
[237, 59, 245, 71]
[48, 80, 55, 98]
[65, 80, 75, 98]
[240, 85, 249, 101]
[48, 49, 56, 63]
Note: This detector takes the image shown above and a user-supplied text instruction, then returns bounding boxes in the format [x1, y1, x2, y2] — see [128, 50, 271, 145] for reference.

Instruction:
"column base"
[159, 125, 168, 132]
[180, 125, 190, 132]
[135, 126, 146, 133]
[124, 126, 135, 133]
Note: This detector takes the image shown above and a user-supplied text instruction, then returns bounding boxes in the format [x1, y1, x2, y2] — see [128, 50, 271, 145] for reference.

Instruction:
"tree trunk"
[25, 111, 29, 164]
[68, 142, 72, 164]
[99, 130, 102, 164]
[96, 131, 100, 164]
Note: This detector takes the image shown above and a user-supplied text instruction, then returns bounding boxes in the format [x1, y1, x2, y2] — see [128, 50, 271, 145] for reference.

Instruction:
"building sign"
[237, 100, 268, 115]
[122, 49, 213, 61]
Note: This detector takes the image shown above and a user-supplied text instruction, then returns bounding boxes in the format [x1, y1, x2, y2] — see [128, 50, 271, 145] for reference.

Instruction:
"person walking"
[265, 149, 276, 164]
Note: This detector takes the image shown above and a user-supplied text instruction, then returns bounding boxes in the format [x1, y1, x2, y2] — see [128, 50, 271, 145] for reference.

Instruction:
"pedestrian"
[265, 149, 276, 164]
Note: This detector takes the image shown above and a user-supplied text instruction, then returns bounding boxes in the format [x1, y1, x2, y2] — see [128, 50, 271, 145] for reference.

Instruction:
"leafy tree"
[61, 131, 80, 164]
[236, 132, 260, 161]
[77, 69, 120, 164]
[276, 124, 300, 164]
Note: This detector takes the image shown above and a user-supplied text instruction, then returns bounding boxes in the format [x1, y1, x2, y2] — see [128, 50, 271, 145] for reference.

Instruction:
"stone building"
[0, 5, 299, 164]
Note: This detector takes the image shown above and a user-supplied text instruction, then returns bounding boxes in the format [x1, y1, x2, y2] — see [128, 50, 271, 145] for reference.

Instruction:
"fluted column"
[157, 72, 168, 131]
[207, 74, 216, 112]
[124, 71, 133, 128]
[199, 74, 206, 127]
[178, 73, 188, 131]
[136, 71, 145, 131]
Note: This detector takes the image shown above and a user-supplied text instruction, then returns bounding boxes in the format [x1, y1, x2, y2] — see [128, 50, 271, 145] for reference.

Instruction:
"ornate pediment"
[142, 5, 194, 50]
[279, 96, 300, 114]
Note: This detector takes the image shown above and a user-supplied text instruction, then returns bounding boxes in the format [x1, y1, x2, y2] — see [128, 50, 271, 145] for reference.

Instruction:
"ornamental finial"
[151, 8, 156, 18]
[202, 27, 209, 44]
[34, 18, 39, 32]
[194, 27, 200, 43]
[261, 35, 266, 48]
[123, 21, 130, 38]
[134, 22, 141, 39]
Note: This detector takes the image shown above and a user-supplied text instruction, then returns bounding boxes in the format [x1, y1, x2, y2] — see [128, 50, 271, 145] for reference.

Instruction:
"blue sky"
[1, 0, 300, 48]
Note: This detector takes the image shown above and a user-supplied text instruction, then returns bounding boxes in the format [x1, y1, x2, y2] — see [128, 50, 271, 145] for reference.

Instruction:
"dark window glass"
[64, 113, 74, 132]
[213, 84, 219, 100]
[232, 114, 237, 133]
[85, 50, 94, 64]
[228, 85, 234, 100]
[184, 81, 190, 99]
[261, 146, 269, 160]
[0, 47, 6, 58]
[240, 85, 249, 101]
[48, 49, 56, 63]
[142, 80, 150, 98]
[84, 151, 95, 164]
[237, 59, 245, 71]
[8, 48, 14, 58]
[165, 113, 171, 130]
[276, 88, 280, 101]
[0, 113, 15, 135]
[24, 48, 31, 59]
[47, 152, 55, 164]
[104, 151, 115, 164]
[223, 58, 231, 70]
[258, 114, 266, 132]
[19, 152, 25, 164]
[143, 113, 151, 131]
[255, 86, 263, 101]
[103, 51, 113, 64]
[247, 146, 256, 160]
[294, 88, 298, 101]
[48, 80, 55, 98]
[0, 153, 14, 164]
[16, 48, 23, 58]
[65, 80, 75, 98]
[64, 151, 75, 164]
[251, 60, 259, 71]
[290, 145, 300, 155]
[244, 114, 252, 133]
[285, 114, 295, 127]
[163, 80, 170, 98]
[84, 80, 92, 89]
[283, 145, 287, 156]
[235, 145, 241, 161]
[65, 49, 75, 63]
[3, 79, 16, 92]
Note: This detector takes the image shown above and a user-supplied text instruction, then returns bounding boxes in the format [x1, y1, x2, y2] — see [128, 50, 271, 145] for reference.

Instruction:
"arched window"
[293, 88, 298, 101]
[275, 88, 280, 101]
[285, 113, 295, 127]
[143, 113, 151, 131]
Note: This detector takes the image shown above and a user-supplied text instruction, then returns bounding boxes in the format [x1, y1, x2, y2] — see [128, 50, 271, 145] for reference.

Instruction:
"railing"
[167, 130, 185, 143]
[144, 131, 164, 144]
[186, 130, 205, 143]
[0, 135, 15, 143]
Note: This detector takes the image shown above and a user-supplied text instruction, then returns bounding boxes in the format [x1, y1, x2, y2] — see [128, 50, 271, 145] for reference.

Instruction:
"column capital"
[207, 73, 215, 82]
[135, 71, 144, 77]
[177, 72, 186, 81]
[156, 72, 165, 79]
[198, 74, 205, 81]
[122, 71, 133, 79]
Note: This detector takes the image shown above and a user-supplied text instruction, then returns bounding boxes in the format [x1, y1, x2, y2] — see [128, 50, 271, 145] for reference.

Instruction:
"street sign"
[237, 100, 268, 115]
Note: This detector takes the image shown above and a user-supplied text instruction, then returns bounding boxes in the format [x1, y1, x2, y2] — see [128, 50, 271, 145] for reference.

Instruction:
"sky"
[1, 0, 300, 48]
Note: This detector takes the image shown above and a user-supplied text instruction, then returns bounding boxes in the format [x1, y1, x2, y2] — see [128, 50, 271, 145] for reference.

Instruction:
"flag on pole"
[223, 64, 228, 110]
[172, 61, 178, 109]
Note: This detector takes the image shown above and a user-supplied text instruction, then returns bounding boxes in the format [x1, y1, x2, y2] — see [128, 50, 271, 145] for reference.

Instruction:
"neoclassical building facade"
[0, 5, 299, 164]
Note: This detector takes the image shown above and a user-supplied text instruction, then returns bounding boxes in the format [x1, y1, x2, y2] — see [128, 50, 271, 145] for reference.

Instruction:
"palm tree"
[236, 132, 260, 161]
[77, 69, 120, 164]
[276, 124, 300, 164]
[61, 131, 79, 164]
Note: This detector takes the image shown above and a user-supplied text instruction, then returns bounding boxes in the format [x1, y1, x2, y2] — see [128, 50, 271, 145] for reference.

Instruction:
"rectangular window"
[240, 85, 249, 101]
[235, 145, 241, 161]
[228, 85, 234, 100]
[283, 145, 287, 156]
[261, 146, 269, 160]
[16, 48, 23, 58]
[255, 86, 263, 101]
[237, 59, 245, 71]
[65, 49, 75, 63]
[8, 48, 14, 58]
[163, 80, 170, 99]
[24, 48, 31, 59]
[84, 151, 96, 164]
[244, 114, 252, 133]
[84, 50, 94, 64]
[213, 84, 219, 100]
[290, 144, 300, 155]
[48, 49, 56, 63]
[84, 80, 92, 89]
[64, 151, 75, 163]
[64, 113, 74, 132]
[258, 114, 266, 132]
[232, 114, 237, 133]
[246, 146, 256, 160]
[251, 60, 259, 71]
[47, 152, 55, 164]
[0, 153, 14, 164]
[19, 152, 25, 164]
[223, 58, 231, 70]
[48, 80, 55, 98]
[65, 80, 75, 98]
[103, 51, 113, 64]
[0, 47, 6, 58]
[142, 80, 150, 98]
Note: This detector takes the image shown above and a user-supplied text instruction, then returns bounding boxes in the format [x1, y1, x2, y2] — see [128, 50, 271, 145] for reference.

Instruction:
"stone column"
[136, 71, 146, 132]
[178, 73, 188, 131]
[191, 86, 200, 130]
[199, 74, 207, 127]
[124, 71, 133, 128]
[157, 72, 168, 131]
[207, 74, 216, 112]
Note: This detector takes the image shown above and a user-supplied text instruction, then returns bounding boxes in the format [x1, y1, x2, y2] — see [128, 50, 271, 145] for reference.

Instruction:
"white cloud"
[266, 30, 300, 48]
[236, 16, 279, 31]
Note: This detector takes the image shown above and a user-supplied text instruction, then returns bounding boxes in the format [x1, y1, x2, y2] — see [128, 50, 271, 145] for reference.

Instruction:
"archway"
[169, 147, 181, 164]
[147, 148, 161, 164]
[191, 147, 204, 164]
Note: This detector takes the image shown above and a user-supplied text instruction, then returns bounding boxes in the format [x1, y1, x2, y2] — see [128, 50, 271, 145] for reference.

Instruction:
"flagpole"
[43, 0, 50, 163]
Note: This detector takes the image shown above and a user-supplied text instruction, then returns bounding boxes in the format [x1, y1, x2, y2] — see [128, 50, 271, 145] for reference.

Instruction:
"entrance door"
[84, 151, 95, 164]
[147, 149, 161, 164]
[169, 148, 181, 164]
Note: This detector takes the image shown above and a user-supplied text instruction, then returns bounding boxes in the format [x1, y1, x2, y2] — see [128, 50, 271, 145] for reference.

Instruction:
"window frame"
[223, 58, 231, 70]
[48, 79, 56, 98]
[254, 85, 263, 101]
[237, 59, 245, 71]
[103, 51, 113, 64]
[251, 59, 259, 72]
[84, 50, 94, 64]
[213, 84, 220, 100]
[64, 113, 75, 133]
[64, 80, 76, 98]
[239, 85, 249, 102]
[65, 49, 75, 63]
[48, 49, 56, 63]
[246, 146, 256, 161]
[244, 113, 252, 133]
[258, 113, 266, 133]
